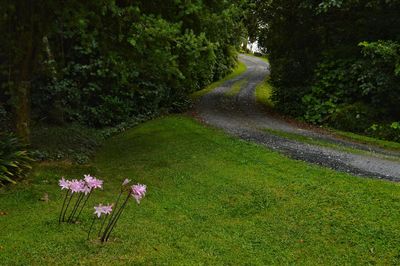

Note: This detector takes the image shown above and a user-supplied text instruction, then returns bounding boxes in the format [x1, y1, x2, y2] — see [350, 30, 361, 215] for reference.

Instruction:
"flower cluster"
[58, 174, 103, 224]
[59, 175, 103, 194]
[59, 176, 148, 243]
[84, 175, 103, 190]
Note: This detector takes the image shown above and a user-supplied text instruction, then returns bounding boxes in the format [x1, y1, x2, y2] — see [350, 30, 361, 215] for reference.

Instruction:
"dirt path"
[194, 54, 400, 181]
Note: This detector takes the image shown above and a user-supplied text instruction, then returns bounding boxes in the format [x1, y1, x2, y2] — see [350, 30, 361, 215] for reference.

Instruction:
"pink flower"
[103, 204, 113, 215]
[84, 174, 103, 189]
[131, 184, 147, 204]
[80, 185, 91, 195]
[94, 204, 113, 218]
[69, 179, 85, 193]
[94, 204, 104, 218]
[84, 174, 94, 182]
[59, 177, 70, 190]
[122, 178, 130, 186]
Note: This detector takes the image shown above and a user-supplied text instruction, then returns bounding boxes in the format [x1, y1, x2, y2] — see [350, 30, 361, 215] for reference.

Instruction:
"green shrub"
[358, 40, 400, 118]
[300, 44, 400, 141]
[0, 134, 33, 186]
[366, 122, 400, 142]
[301, 59, 360, 124]
[28, 4, 242, 128]
[270, 56, 315, 117]
[329, 103, 378, 133]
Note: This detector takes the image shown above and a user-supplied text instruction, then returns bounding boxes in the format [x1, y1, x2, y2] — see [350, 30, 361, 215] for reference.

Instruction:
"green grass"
[243, 52, 269, 64]
[255, 76, 274, 108]
[1, 115, 400, 264]
[191, 61, 247, 99]
[331, 129, 400, 151]
[31, 124, 104, 163]
[263, 128, 400, 162]
[257, 56, 269, 64]
[225, 78, 248, 96]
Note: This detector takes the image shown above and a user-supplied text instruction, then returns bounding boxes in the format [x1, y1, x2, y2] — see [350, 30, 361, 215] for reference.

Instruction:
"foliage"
[0, 133, 33, 186]
[0, 0, 246, 130]
[301, 41, 400, 139]
[357, 40, 400, 116]
[365, 122, 400, 143]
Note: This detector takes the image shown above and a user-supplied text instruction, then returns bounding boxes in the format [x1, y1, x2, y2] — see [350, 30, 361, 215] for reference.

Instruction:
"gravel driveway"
[194, 54, 400, 181]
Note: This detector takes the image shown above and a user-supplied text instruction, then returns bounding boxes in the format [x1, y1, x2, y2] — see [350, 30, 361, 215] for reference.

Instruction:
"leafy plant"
[0, 133, 33, 186]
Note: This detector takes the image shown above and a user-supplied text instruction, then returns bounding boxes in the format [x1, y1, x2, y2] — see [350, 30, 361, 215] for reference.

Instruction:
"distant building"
[246, 39, 261, 53]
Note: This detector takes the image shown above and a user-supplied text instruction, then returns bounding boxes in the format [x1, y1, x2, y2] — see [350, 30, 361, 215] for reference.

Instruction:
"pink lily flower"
[59, 177, 70, 190]
[84, 174, 103, 189]
[94, 204, 105, 218]
[102, 204, 113, 215]
[131, 184, 147, 204]
[70, 179, 84, 193]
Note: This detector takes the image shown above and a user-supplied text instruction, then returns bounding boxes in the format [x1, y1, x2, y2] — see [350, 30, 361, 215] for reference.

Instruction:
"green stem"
[104, 194, 130, 242]
[87, 216, 97, 240]
[68, 193, 84, 223]
[74, 190, 93, 222]
[98, 215, 108, 237]
[58, 190, 69, 224]
[101, 190, 123, 239]
[62, 193, 74, 222]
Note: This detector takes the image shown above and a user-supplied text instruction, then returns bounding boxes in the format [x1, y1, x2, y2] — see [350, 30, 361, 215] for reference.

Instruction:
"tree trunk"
[12, 0, 37, 143]
[14, 81, 31, 143]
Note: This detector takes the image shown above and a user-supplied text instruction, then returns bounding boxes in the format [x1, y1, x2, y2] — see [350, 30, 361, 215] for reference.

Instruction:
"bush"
[301, 59, 360, 124]
[270, 56, 315, 117]
[28, 5, 242, 128]
[366, 122, 400, 142]
[329, 103, 378, 133]
[300, 44, 400, 141]
[358, 40, 400, 118]
[0, 134, 33, 186]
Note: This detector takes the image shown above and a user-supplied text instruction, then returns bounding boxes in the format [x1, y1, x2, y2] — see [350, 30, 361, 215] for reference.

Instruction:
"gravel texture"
[194, 54, 400, 181]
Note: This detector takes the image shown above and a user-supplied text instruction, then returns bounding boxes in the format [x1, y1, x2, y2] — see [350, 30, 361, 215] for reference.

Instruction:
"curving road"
[195, 54, 400, 181]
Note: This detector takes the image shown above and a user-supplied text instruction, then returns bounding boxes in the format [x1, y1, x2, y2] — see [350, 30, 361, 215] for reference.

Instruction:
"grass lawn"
[263, 128, 400, 162]
[331, 129, 400, 151]
[1, 116, 400, 264]
[225, 78, 248, 96]
[255, 76, 274, 108]
[191, 61, 247, 99]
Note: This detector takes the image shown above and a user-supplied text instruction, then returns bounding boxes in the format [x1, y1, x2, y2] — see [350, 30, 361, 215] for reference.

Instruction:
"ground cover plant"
[1, 116, 400, 264]
[0, 133, 33, 186]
